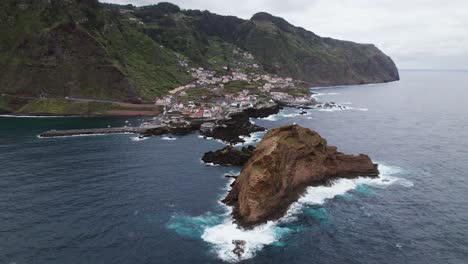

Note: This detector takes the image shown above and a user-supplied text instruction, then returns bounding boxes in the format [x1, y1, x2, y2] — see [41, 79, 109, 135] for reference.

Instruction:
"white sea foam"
[130, 136, 148, 142]
[198, 135, 229, 145]
[161, 136, 177, 141]
[235, 131, 266, 146]
[282, 112, 301, 118]
[202, 220, 280, 262]
[315, 105, 368, 112]
[260, 114, 279, 121]
[203, 162, 221, 167]
[258, 110, 303, 121]
[198, 164, 412, 262]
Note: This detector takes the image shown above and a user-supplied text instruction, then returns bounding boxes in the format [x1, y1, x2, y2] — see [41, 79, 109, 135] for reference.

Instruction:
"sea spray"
[161, 136, 177, 141]
[130, 136, 148, 142]
[167, 164, 413, 262]
[235, 131, 266, 146]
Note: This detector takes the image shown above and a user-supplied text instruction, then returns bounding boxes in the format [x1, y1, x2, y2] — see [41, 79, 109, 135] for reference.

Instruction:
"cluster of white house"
[157, 90, 261, 119]
[270, 92, 316, 104]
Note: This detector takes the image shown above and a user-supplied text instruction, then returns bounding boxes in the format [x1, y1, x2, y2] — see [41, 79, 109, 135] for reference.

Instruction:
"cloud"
[100, 0, 468, 69]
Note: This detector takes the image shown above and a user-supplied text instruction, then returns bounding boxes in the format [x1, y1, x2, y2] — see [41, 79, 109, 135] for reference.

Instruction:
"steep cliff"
[235, 12, 399, 86]
[0, 0, 190, 102]
[223, 125, 379, 227]
[0, 1, 399, 104]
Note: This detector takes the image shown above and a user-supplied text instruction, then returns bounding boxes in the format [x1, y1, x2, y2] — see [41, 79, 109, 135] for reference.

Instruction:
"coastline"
[37, 103, 280, 141]
[309, 79, 400, 90]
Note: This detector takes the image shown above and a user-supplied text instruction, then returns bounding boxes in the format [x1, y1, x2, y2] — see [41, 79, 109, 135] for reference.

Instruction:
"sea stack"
[202, 145, 255, 166]
[223, 124, 379, 228]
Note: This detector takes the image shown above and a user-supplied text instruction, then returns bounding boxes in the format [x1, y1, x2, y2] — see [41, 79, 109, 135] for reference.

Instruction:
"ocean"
[1, 70, 467, 263]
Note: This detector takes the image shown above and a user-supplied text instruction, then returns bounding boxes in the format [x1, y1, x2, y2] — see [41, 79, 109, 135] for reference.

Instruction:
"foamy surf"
[202, 220, 282, 262]
[260, 114, 279, 121]
[161, 136, 177, 141]
[168, 164, 412, 262]
[130, 136, 148, 142]
[235, 131, 266, 146]
[203, 161, 221, 167]
[311, 92, 341, 98]
[258, 110, 305, 122]
[315, 104, 368, 112]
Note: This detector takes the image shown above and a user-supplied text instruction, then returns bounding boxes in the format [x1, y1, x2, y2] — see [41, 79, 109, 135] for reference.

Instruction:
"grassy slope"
[0, 2, 398, 115]
[235, 14, 399, 85]
[0, 0, 191, 102]
[92, 18, 192, 99]
[0, 97, 12, 113]
[15, 98, 162, 116]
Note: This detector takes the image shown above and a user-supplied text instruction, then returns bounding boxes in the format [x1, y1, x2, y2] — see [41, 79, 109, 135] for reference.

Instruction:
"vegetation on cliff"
[0, 1, 399, 114]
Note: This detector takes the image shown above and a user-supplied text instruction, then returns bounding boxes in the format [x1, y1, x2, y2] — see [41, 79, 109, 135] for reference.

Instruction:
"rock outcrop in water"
[202, 145, 255, 166]
[199, 111, 265, 144]
[223, 124, 379, 227]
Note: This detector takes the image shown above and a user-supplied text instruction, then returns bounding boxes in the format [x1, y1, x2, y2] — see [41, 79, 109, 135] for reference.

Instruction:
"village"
[154, 49, 317, 120]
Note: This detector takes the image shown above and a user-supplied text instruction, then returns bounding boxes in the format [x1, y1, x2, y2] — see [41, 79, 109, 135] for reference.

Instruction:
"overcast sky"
[102, 0, 468, 70]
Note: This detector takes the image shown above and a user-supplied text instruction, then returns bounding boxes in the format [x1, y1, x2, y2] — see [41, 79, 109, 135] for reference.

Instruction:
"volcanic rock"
[202, 145, 255, 166]
[199, 111, 265, 144]
[223, 124, 379, 227]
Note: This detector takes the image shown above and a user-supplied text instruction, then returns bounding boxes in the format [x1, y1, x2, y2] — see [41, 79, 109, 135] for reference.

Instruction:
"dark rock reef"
[202, 145, 255, 166]
[199, 111, 265, 144]
[243, 104, 281, 118]
[223, 124, 379, 228]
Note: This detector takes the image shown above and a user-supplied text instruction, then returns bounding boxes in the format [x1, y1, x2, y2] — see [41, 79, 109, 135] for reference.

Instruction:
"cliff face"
[0, 0, 191, 101]
[235, 12, 399, 86]
[223, 125, 379, 227]
[0, 1, 399, 102]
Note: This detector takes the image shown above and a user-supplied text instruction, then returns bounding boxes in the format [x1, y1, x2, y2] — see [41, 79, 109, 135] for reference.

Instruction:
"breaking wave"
[315, 106, 369, 112]
[161, 136, 177, 141]
[235, 131, 266, 146]
[258, 110, 306, 121]
[130, 136, 148, 142]
[260, 114, 279, 121]
[167, 164, 412, 262]
[311, 92, 341, 99]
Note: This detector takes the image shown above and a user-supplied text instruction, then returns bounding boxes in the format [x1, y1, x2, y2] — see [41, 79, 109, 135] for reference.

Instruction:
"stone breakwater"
[39, 123, 198, 138]
[39, 127, 145, 138]
[39, 103, 280, 141]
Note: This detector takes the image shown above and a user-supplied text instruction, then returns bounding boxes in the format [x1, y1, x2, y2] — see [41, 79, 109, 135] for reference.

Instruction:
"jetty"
[39, 127, 148, 138]
[39, 103, 281, 141]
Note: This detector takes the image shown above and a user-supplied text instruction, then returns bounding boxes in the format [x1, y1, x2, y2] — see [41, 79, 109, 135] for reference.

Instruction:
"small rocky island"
[202, 145, 255, 166]
[222, 124, 379, 227]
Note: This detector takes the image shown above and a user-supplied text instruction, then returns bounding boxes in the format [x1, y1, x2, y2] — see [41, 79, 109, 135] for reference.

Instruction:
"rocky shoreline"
[39, 103, 280, 141]
[202, 145, 255, 166]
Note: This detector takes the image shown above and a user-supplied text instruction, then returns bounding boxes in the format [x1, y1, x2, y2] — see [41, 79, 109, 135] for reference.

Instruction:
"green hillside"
[0, 0, 191, 103]
[0, 1, 399, 114]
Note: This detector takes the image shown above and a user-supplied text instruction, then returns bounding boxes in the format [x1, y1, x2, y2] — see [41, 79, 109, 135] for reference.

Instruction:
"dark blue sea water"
[1, 70, 468, 264]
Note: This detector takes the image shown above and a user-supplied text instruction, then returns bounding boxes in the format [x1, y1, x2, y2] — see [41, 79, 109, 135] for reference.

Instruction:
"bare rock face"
[199, 112, 265, 144]
[223, 124, 379, 228]
[202, 146, 255, 166]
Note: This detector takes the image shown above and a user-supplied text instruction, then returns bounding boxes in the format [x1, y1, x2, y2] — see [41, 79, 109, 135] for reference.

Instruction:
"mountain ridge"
[0, 1, 398, 114]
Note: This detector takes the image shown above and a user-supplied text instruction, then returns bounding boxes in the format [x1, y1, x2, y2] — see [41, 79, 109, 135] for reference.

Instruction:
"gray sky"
[102, 0, 468, 70]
